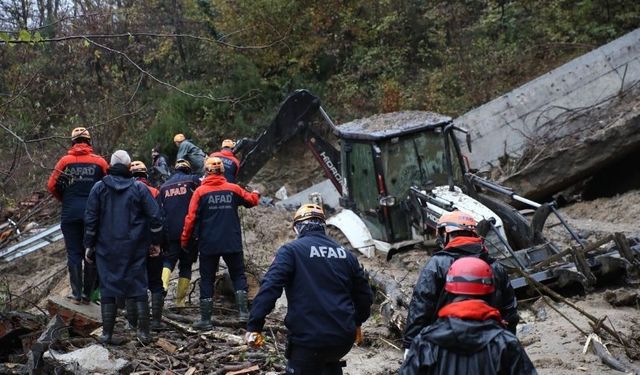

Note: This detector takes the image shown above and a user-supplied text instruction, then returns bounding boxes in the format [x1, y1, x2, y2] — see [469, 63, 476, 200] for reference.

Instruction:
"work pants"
[199, 252, 247, 300]
[147, 255, 164, 294]
[163, 240, 194, 279]
[61, 221, 85, 266]
[285, 340, 352, 375]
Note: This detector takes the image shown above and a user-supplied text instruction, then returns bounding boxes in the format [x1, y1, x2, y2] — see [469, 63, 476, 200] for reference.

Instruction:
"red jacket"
[181, 174, 259, 254]
[47, 143, 109, 222]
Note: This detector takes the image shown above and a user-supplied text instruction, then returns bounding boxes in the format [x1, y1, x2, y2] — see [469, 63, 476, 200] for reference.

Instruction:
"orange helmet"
[173, 133, 186, 143]
[175, 158, 191, 172]
[221, 139, 236, 149]
[71, 127, 91, 142]
[437, 210, 477, 235]
[293, 203, 325, 224]
[205, 157, 224, 175]
[130, 160, 147, 175]
[445, 257, 495, 295]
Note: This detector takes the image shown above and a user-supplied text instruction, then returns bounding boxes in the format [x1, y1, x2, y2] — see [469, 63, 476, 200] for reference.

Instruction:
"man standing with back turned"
[245, 204, 373, 375]
[47, 127, 108, 304]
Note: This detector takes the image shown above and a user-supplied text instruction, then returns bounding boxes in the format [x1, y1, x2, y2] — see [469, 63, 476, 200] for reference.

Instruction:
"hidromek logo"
[320, 151, 345, 190]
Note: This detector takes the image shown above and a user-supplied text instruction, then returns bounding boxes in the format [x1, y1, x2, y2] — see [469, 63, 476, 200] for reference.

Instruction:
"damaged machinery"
[235, 89, 640, 294]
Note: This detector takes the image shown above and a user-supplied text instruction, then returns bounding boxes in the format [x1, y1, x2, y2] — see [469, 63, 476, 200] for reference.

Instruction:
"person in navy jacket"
[47, 127, 108, 305]
[181, 157, 259, 329]
[84, 150, 163, 344]
[158, 159, 200, 308]
[209, 139, 240, 183]
[245, 204, 373, 375]
[130, 160, 165, 331]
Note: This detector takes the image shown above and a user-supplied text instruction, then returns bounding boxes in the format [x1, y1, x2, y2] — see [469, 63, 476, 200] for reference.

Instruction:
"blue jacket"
[84, 173, 163, 298]
[181, 174, 259, 255]
[158, 171, 200, 241]
[176, 140, 206, 175]
[247, 229, 373, 348]
[47, 143, 109, 223]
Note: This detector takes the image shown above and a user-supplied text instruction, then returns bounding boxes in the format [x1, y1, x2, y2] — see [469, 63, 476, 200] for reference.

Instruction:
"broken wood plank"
[225, 364, 260, 375]
[46, 296, 101, 336]
[156, 337, 177, 354]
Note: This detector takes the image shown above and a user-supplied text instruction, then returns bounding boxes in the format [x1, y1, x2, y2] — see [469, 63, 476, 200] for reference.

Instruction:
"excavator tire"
[476, 193, 534, 251]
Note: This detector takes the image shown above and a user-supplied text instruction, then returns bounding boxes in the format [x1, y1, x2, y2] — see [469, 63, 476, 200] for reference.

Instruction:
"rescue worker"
[150, 144, 171, 187]
[181, 157, 260, 329]
[245, 204, 373, 375]
[158, 159, 201, 308]
[174, 133, 206, 176]
[400, 257, 537, 374]
[403, 210, 519, 354]
[130, 161, 165, 331]
[47, 127, 108, 305]
[84, 150, 163, 345]
[210, 139, 240, 183]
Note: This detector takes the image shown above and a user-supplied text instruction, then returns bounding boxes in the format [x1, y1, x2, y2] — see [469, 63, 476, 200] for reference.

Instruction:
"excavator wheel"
[476, 193, 535, 251]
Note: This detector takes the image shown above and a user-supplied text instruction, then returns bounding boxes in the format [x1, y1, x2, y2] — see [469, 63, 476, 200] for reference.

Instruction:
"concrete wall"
[455, 28, 640, 171]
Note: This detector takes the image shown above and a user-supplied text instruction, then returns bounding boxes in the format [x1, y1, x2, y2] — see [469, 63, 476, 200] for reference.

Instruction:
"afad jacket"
[247, 229, 373, 348]
[400, 299, 537, 375]
[403, 236, 519, 349]
[180, 174, 259, 255]
[158, 171, 200, 242]
[210, 149, 240, 183]
[47, 143, 109, 222]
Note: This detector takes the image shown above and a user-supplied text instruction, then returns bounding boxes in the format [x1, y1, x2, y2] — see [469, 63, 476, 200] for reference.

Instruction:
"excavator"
[234, 89, 640, 293]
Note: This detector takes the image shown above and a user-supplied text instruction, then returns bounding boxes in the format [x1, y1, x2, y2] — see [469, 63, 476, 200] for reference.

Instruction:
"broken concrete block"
[46, 296, 101, 336]
[43, 345, 131, 374]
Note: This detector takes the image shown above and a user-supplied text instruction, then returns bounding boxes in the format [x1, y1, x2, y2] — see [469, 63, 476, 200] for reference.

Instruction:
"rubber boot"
[161, 267, 172, 292]
[67, 265, 83, 304]
[81, 263, 97, 305]
[150, 292, 165, 331]
[192, 298, 214, 331]
[125, 298, 137, 330]
[235, 290, 249, 322]
[99, 303, 116, 344]
[175, 277, 190, 307]
[135, 301, 153, 344]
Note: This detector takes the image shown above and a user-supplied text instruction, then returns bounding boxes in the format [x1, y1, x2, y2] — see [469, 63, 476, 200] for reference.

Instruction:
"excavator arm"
[235, 89, 345, 194]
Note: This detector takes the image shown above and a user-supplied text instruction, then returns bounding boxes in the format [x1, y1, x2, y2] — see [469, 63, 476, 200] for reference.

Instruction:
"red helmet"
[437, 210, 477, 234]
[445, 257, 495, 296]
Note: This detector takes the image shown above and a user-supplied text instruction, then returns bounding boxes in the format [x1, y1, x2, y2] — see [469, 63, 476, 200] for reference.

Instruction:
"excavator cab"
[336, 112, 463, 243]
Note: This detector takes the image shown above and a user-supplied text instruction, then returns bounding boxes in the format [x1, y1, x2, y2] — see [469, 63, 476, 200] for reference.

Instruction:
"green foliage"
[1, 0, 640, 196]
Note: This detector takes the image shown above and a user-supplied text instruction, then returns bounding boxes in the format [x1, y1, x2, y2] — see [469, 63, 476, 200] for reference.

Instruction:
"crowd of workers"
[47, 127, 536, 374]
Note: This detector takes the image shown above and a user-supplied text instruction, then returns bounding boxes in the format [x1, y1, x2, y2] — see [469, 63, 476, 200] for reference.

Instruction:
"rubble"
[46, 296, 101, 336]
[43, 345, 131, 374]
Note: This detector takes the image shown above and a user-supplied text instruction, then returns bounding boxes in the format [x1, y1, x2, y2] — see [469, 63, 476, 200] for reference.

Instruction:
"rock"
[604, 289, 638, 306]
[43, 345, 131, 374]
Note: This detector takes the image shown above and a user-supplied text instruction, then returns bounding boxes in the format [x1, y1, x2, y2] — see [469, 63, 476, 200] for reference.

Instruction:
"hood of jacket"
[102, 175, 134, 192]
[425, 315, 504, 354]
[201, 174, 226, 186]
[67, 143, 94, 156]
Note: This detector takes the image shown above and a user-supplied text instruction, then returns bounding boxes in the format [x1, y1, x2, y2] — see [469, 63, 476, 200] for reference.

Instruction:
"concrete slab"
[276, 179, 341, 209]
[46, 296, 101, 336]
[456, 28, 640, 170]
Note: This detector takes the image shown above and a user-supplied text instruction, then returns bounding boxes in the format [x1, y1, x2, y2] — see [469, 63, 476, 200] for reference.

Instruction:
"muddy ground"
[1, 191, 640, 374]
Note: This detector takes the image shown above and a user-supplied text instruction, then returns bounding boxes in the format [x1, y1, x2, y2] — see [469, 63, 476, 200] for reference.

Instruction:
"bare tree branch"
[0, 31, 288, 50]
